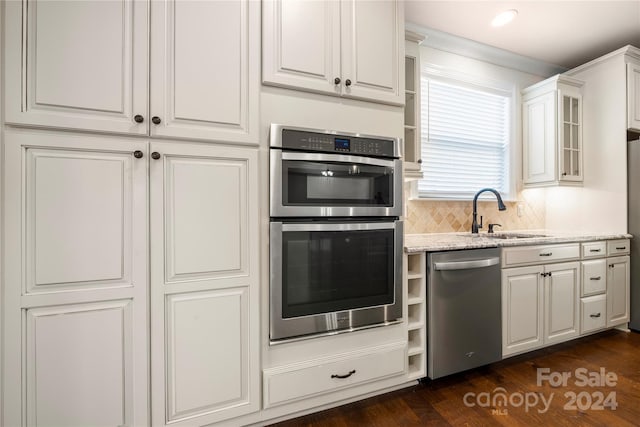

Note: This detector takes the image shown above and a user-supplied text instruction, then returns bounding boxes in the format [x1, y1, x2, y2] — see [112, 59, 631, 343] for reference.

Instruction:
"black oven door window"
[281, 228, 394, 318]
[282, 160, 394, 207]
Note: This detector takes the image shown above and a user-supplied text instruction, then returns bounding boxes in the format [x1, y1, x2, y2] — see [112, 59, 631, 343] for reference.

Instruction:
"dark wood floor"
[270, 329, 640, 426]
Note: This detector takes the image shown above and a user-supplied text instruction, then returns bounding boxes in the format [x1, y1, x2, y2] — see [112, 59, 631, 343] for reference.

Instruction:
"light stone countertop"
[404, 230, 633, 253]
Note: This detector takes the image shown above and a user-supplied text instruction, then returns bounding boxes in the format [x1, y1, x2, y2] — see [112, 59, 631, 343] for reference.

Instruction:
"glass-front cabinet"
[522, 74, 583, 187]
[404, 32, 424, 179]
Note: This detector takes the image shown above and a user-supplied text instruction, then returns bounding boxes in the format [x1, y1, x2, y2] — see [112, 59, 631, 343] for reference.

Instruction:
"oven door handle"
[280, 151, 397, 168]
[280, 222, 396, 232]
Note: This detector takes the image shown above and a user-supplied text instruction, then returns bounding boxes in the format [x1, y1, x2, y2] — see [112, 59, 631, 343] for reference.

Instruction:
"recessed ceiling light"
[491, 9, 518, 27]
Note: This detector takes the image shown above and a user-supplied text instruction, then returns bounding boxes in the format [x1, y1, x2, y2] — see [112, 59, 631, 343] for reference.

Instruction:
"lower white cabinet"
[502, 261, 580, 356]
[262, 342, 406, 409]
[150, 141, 259, 426]
[502, 240, 631, 358]
[544, 262, 580, 344]
[607, 256, 630, 327]
[502, 266, 544, 356]
[2, 130, 259, 426]
[581, 294, 607, 334]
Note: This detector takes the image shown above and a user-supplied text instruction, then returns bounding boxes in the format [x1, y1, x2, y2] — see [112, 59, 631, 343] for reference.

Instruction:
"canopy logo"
[463, 367, 618, 415]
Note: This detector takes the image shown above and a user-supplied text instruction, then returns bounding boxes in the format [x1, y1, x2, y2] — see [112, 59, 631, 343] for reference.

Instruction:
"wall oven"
[269, 124, 403, 342]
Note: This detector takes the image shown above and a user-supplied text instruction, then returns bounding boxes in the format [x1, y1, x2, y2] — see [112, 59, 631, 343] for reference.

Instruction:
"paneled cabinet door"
[502, 266, 544, 356]
[149, 0, 259, 143]
[523, 92, 556, 184]
[5, 0, 259, 144]
[544, 262, 580, 344]
[4, 0, 149, 135]
[2, 130, 149, 427]
[262, 0, 403, 105]
[149, 142, 259, 426]
[607, 256, 630, 326]
[340, 0, 404, 105]
[629, 62, 640, 132]
[262, 0, 341, 95]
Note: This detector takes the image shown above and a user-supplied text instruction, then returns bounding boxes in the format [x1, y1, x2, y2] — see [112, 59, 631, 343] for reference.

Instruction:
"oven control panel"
[278, 128, 398, 158]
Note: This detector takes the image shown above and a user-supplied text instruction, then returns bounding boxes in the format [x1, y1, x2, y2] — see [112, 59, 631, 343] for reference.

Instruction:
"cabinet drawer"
[582, 241, 606, 259]
[262, 342, 406, 408]
[581, 259, 607, 296]
[607, 239, 630, 256]
[502, 244, 580, 267]
[581, 295, 607, 334]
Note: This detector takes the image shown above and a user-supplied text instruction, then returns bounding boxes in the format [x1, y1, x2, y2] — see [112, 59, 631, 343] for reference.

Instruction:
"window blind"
[418, 77, 511, 199]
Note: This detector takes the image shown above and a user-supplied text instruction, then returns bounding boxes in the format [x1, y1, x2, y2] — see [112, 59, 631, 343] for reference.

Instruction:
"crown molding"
[405, 22, 567, 78]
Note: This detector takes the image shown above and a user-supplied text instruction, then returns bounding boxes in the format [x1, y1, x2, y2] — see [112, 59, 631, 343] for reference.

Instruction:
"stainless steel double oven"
[269, 124, 403, 342]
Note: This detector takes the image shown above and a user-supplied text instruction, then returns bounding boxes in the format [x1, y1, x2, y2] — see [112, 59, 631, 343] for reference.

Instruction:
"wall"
[405, 46, 547, 234]
[545, 52, 629, 233]
[405, 189, 546, 234]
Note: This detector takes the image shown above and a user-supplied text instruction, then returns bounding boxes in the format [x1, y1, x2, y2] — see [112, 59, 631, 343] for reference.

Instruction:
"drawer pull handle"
[589, 249, 601, 252]
[539, 252, 553, 257]
[590, 276, 602, 281]
[615, 246, 627, 250]
[590, 313, 601, 318]
[331, 370, 356, 379]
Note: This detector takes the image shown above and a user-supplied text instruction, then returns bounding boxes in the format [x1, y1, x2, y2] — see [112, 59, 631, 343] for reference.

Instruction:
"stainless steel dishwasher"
[427, 248, 502, 379]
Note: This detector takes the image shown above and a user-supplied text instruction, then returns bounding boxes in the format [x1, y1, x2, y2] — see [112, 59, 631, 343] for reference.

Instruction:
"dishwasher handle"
[433, 257, 500, 271]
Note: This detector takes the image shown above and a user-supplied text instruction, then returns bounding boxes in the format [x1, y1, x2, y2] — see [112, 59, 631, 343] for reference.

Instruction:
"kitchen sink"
[486, 232, 548, 239]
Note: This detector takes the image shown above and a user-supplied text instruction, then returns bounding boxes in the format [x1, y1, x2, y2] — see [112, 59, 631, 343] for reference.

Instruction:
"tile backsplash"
[404, 189, 546, 234]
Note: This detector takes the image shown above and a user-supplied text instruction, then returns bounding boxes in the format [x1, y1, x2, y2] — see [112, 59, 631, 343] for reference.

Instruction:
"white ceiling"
[405, 1, 640, 70]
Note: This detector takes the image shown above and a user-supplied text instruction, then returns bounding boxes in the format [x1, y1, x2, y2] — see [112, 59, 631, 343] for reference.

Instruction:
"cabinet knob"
[562, 172, 567, 176]
[151, 152, 161, 160]
[134, 115, 144, 123]
[133, 150, 143, 159]
[151, 116, 162, 125]
[334, 77, 341, 85]
[417, 159, 423, 164]
[345, 79, 352, 87]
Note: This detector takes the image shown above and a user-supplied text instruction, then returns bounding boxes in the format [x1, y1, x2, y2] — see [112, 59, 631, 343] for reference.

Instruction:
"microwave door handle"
[280, 151, 396, 168]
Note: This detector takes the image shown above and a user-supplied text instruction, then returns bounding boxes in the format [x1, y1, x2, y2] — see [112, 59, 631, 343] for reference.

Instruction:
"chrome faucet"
[471, 188, 506, 234]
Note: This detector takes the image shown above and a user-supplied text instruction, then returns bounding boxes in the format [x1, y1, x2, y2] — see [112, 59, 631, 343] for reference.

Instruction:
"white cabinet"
[3, 130, 149, 426]
[262, 0, 404, 105]
[150, 142, 259, 426]
[5, 0, 259, 144]
[544, 262, 580, 344]
[502, 243, 581, 357]
[522, 74, 584, 187]
[502, 261, 579, 356]
[629, 61, 640, 131]
[502, 266, 544, 356]
[607, 256, 630, 327]
[262, 342, 406, 408]
[2, 130, 260, 426]
[403, 35, 423, 178]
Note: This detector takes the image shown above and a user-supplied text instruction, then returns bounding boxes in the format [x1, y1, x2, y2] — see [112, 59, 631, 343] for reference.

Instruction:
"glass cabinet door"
[560, 93, 582, 181]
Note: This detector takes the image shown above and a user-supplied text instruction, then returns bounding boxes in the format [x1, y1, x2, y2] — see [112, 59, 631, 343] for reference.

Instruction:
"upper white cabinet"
[522, 74, 584, 187]
[628, 61, 640, 132]
[5, 0, 259, 144]
[262, 0, 404, 106]
[403, 34, 423, 178]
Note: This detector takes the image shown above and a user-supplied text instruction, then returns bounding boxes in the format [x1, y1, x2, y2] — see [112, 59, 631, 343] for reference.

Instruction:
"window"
[418, 73, 513, 199]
